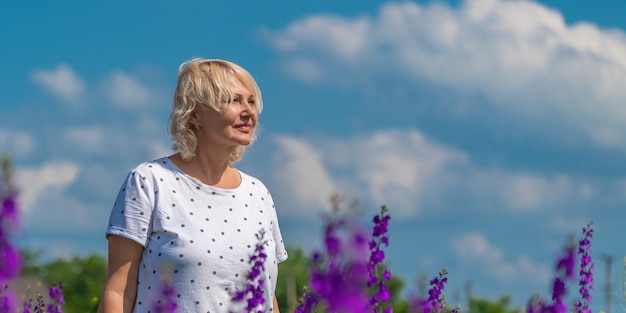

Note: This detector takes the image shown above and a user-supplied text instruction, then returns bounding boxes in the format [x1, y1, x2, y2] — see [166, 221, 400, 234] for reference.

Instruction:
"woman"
[98, 58, 288, 313]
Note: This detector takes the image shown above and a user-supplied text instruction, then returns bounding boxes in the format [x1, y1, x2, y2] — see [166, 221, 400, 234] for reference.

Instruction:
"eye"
[247, 98, 256, 106]
[223, 96, 241, 104]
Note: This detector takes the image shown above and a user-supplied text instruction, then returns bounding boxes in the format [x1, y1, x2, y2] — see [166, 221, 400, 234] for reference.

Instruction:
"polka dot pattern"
[106, 157, 288, 312]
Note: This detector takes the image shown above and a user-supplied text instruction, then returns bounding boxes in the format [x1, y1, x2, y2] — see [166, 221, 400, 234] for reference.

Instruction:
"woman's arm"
[97, 235, 144, 313]
[273, 295, 280, 313]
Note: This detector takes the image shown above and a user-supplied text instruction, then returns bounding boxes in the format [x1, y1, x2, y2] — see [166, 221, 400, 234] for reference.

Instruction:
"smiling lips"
[235, 123, 252, 132]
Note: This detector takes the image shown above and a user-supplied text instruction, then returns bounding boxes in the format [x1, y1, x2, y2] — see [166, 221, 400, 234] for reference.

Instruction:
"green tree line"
[18, 247, 522, 313]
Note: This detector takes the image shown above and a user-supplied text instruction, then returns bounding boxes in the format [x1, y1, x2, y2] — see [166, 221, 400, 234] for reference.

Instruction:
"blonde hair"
[169, 58, 263, 162]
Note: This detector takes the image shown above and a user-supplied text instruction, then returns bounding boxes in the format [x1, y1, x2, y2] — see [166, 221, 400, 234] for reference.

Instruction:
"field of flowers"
[0, 156, 599, 313]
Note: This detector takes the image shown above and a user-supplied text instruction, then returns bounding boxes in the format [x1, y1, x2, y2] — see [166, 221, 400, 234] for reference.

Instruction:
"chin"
[237, 138, 252, 146]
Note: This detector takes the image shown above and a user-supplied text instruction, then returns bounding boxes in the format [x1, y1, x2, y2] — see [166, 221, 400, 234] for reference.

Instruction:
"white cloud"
[265, 130, 463, 217]
[15, 161, 80, 214]
[266, 0, 626, 150]
[280, 57, 326, 84]
[105, 70, 151, 108]
[550, 215, 589, 233]
[263, 129, 593, 217]
[503, 174, 571, 209]
[62, 122, 168, 159]
[450, 232, 550, 284]
[327, 130, 468, 216]
[14, 161, 106, 233]
[31, 64, 85, 102]
[64, 126, 106, 155]
[270, 135, 337, 215]
[0, 129, 35, 157]
[269, 13, 371, 60]
[468, 170, 588, 212]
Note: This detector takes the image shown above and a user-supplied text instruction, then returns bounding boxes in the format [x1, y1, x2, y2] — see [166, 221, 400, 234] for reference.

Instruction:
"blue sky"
[2, 0, 626, 310]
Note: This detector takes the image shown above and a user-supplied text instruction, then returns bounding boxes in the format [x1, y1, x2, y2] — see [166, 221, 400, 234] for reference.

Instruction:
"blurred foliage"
[20, 249, 106, 313]
[275, 246, 313, 312]
[17, 247, 521, 313]
[467, 295, 522, 313]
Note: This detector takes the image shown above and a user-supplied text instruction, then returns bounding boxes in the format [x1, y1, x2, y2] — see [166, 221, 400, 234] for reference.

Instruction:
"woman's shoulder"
[127, 157, 172, 177]
[237, 169, 269, 190]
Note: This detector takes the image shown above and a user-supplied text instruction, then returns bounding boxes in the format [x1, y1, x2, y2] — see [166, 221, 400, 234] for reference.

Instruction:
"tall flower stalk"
[368, 205, 392, 313]
[0, 156, 21, 313]
[46, 283, 65, 313]
[409, 267, 455, 313]
[552, 238, 576, 313]
[527, 237, 576, 313]
[231, 229, 268, 313]
[574, 220, 594, 313]
[0, 157, 65, 313]
[294, 196, 371, 313]
[527, 219, 594, 313]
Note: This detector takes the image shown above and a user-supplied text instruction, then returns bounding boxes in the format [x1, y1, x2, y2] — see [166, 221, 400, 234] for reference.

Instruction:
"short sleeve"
[267, 193, 288, 263]
[106, 170, 155, 247]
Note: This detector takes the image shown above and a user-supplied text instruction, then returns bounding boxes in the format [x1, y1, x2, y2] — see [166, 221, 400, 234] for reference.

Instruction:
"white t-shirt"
[106, 157, 288, 313]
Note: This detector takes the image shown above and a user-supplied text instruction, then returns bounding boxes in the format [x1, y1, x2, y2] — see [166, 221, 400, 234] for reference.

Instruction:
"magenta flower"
[294, 289, 318, 313]
[574, 220, 594, 313]
[0, 157, 22, 313]
[46, 283, 65, 313]
[368, 205, 392, 313]
[20, 283, 66, 313]
[231, 229, 268, 313]
[294, 201, 372, 313]
[548, 238, 577, 313]
[0, 285, 17, 313]
[409, 268, 452, 313]
[527, 219, 594, 313]
[526, 294, 546, 313]
[151, 276, 177, 313]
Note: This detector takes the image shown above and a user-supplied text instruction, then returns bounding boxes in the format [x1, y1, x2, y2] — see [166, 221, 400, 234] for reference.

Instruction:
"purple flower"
[307, 255, 370, 312]
[526, 294, 546, 313]
[555, 242, 576, 282]
[382, 269, 391, 281]
[48, 283, 65, 305]
[368, 205, 393, 313]
[325, 234, 340, 256]
[0, 285, 17, 313]
[296, 201, 373, 313]
[0, 157, 22, 313]
[410, 268, 452, 313]
[551, 238, 577, 305]
[526, 219, 595, 313]
[294, 288, 318, 313]
[45, 283, 65, 313]
[151, 276, 177, 313]
[19, 282, 66, 313]
[230, 229, 268, 313]
[1, 196, 18, 224]
[574, 220, 594, 313]
[0, 245, 21, 283]
[375, 281, 391, 302]
[370, 250, 385, 265]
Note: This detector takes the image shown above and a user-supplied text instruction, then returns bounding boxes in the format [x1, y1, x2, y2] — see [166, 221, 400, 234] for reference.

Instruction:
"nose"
[245, 100, 257, 112]
[241, 101, 257, 116]
[240, 104, 257, 123]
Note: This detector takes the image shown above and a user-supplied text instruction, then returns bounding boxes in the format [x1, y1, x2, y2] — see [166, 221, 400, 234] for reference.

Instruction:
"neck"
[171, 145, 239, 187]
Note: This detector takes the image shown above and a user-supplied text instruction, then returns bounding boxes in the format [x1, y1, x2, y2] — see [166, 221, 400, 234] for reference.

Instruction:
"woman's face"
[194, 73, 258, 149]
